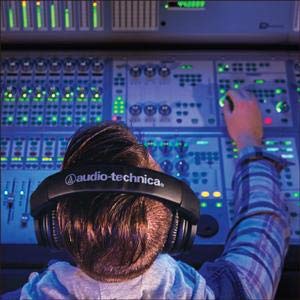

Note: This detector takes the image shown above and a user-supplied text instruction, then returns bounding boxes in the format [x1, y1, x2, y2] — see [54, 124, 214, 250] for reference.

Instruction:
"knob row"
[2, 58, 104, 73]
[130, 65, 170, 78]
[129, 104, 171, 116]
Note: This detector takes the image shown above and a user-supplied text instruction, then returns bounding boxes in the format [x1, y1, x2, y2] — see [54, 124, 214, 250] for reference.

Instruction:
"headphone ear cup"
[172, 216, 188, 253]
[50, 209, 64, 249]
[163, 211, 179, 253]
[34, 208, 63, 249]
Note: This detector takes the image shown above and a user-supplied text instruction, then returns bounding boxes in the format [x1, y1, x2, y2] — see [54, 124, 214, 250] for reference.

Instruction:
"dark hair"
[57, 123, 172, 282]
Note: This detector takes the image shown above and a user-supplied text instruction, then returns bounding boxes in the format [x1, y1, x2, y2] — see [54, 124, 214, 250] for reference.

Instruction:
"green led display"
[8, 8, 14, 29]
[65, 8, 70, 28]
[196, 140, 209, 145]
[293, 192, 300, 198]
[22, 1, 28, 28]
[113, 96, 125, 114]
[180, 64, 193, 70]
[166, 1, 206, 9]
[36, 3, 42, 28]
[255, 79, 265, 84]
[200, 202, 207, 208]
[50, 4, 56, 28]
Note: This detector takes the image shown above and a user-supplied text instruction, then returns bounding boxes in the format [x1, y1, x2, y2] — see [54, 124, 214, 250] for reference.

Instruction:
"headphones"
[30, 164, 200, 254]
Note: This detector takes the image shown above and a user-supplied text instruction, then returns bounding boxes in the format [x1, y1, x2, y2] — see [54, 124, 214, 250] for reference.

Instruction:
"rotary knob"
[159, 65, 170, 77]
[160, 160, 173, 173]
[91, 58, 103, 73]
[144, 104, 157, 116]
[129, 104, 142, 116]
[175, 160, 189, 174]
[144, 65, 156, 78]
[159, 104, 172, 116]
[130, 65, 142, 77]
[35, 58, 48, 73]
[49, 58, 62, 72]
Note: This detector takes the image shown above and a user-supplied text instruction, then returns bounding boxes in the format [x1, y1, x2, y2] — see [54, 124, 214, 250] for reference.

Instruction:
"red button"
[264, 117, 273, 125]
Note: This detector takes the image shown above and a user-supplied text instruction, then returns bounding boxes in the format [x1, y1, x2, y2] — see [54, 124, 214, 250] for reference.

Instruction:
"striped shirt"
[207, 146, 291, 299]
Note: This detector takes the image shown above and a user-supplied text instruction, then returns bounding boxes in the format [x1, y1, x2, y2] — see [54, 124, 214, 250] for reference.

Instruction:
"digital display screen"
[165, 1, 206, 10]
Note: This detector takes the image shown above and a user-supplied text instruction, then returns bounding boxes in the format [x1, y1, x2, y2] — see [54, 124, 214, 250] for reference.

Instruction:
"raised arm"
[200, 90, 290, 300]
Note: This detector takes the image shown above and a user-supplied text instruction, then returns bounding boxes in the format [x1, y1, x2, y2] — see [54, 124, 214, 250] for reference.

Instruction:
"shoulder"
[141, 254, 212, 299]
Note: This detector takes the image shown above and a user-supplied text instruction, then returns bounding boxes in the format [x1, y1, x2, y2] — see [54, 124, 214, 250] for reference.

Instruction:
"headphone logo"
[65, 174, 77, 185]
[64, 171, 165, 187]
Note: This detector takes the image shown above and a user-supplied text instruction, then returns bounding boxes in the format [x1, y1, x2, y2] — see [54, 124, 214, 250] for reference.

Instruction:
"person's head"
[57, 122, 172, 282]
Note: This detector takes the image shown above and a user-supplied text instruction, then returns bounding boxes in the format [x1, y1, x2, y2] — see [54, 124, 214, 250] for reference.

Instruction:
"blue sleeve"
[199, 260, 247, 300]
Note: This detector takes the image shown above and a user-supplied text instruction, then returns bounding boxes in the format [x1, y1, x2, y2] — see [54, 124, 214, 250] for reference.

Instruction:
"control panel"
[1, 52, 299, 252]
[1, 1, 299, 45]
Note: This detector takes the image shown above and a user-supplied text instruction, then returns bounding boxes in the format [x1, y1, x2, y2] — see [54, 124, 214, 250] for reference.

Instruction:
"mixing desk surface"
[1, 51, 300, 267]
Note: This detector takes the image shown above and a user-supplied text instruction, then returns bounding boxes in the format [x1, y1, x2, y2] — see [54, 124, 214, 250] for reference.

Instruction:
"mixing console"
[1, 52, 299, 253]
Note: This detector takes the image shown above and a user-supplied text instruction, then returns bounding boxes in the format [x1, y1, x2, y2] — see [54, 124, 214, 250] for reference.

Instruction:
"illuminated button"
[264, 117, 272, 125]
[275, 101, 289, 113]
[201, 202, 207, 208]
[266, 147, 279, 152]
[216, 202, 223, 208]
[255, 79, 265, 84]
[213, 191, 222, 198]
[293, 192, 299, 198]
[20, 190, 25, 196]
[4, 190, 8, 195]
[201, 191, 210, 198]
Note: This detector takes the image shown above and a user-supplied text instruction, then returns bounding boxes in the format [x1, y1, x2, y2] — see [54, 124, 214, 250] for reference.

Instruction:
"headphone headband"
[30, 164, 200, 224]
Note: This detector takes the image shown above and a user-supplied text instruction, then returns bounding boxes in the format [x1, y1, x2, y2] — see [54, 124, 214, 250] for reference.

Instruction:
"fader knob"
[159, 65, 170, 77]
[130, 65, 142, 77]
[144, 104, 157, 116]
[21, 213, 29, 226]
[144, 65, 156, 78]
[159, 104, 172, 116]
[176, 160, 189, 174]
[160, 160, 173, 173]
[129, 104, 142, 116]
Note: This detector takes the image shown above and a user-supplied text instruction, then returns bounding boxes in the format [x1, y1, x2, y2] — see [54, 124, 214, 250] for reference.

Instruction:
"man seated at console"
[3, 90, 290, 299]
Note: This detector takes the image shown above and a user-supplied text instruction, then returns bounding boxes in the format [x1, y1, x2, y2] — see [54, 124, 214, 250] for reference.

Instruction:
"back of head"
[57, 123, 172, 282]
